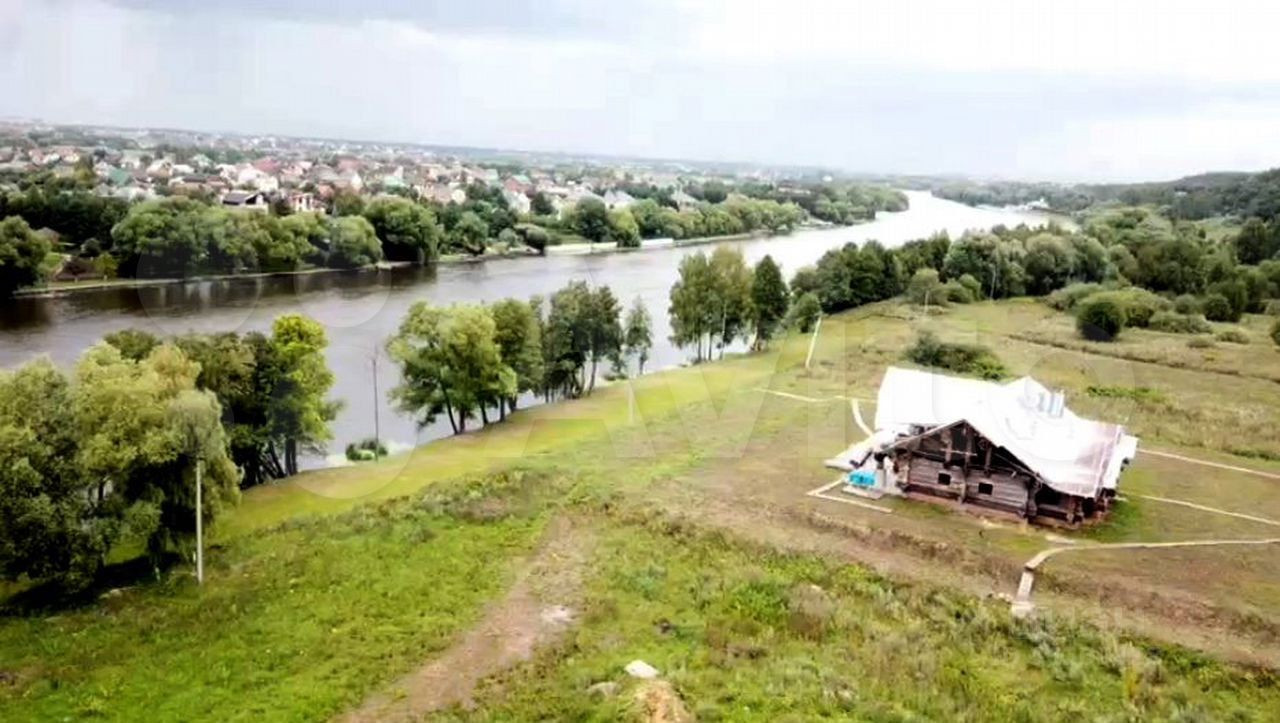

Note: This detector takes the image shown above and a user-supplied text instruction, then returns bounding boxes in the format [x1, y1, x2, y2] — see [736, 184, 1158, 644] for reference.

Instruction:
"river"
[0, 191, 1061, 467]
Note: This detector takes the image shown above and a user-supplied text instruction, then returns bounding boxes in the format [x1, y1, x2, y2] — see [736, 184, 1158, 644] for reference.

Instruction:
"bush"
[1046, 282, 1102, 311]
[1147, 311, 1211, 335]
[904, 331, 1007, 380]
[1202, 293, 1235, 322]
[345, 437, 388, 462]
[1271, 318, 1280, 347]
[906, 268, 944, 306]
[1076, 295, 1127, 341]
[1264, 299, 1280, 317]
[1187, 337, 1216, 349]
[1215, 328, 1250, 344]
[957, 273, 982, 300]
[787, 292, 822, 333]
[941, 280, 974, 304]
[1173, 294, 1201, 314]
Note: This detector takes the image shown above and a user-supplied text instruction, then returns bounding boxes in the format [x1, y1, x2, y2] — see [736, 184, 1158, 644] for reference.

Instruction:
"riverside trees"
[0, 216, 53, 297]
[0, 343, 239, 587]
[104, 314, 340, 485]
[388, 281, 626, 435]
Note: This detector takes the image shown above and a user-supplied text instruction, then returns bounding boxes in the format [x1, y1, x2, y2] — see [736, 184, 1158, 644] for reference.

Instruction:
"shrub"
[906, 268, 944, 306]
[1076, 295, 1127, 341]
[957, 273, 982, 300]
[1109, 288, 1171, 327]
[1264, 299, 1280, 317]
[1271, 318, 1280, 347]
[1147, 311, 1211, 335]
[345, 437, 388, 462]
[1202, 293, 1235, 322]
[1085, 385, 1165, 403]
[904, 331, 1007, 380]
[787, 292, 822, 333]
[1187, 337, 1215, 349]
[1046, 282, 1102, 311]
[941, 280, 974, 304]
[1173, 294, 1201, 314]
[1215, 328, 1250, 344]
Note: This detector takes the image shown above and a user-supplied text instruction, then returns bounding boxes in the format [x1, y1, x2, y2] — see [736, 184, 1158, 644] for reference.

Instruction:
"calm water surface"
[0, 191, 1062, 467]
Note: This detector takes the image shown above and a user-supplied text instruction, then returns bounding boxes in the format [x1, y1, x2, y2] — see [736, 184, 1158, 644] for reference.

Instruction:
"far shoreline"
[10, 220, 851, 300]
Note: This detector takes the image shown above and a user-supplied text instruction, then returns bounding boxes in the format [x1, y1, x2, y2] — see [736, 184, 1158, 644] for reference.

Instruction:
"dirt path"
[339, 516, 595, 722]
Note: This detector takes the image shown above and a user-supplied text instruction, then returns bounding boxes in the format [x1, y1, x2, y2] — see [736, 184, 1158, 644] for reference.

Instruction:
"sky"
[3, 0, 1280, 182]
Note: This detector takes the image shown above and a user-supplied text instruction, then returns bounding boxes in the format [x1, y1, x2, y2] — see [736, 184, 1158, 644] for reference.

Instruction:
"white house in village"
[603, 189, 636, 210]
[829, 367, 1138, 527]
[502, 188, 531, 214]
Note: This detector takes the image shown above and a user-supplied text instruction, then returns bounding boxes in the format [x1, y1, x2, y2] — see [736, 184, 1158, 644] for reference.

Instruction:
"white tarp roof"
[874, 366, 1138, 498]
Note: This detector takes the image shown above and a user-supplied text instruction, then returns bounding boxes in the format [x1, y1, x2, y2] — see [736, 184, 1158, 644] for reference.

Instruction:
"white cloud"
[3, 0, 1280, 180]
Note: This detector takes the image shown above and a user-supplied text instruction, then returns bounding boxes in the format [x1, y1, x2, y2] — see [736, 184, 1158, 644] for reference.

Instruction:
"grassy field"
[446, 518, 1280, 722]
[3, 298, 1280, 720]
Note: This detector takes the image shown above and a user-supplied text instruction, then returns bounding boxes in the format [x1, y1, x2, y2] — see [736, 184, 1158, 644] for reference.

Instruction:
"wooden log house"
[872, 367, 1138, 527]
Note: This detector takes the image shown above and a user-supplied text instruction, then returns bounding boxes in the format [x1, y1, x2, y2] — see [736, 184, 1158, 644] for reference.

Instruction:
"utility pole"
[371, 346, 381, 458]
[195, 457, 203, 585]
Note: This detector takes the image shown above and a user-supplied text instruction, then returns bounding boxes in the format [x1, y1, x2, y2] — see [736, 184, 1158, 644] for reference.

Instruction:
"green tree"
[584, 285, 623, 392]
[708, 246, 753, 357]
[0, 215, 53, 296]
[387, 303, 513, 433]
[71, 343, 239, 568]
[1202, 292, 1236, 322]
[362, 197, 443, 263]
[608, 209, 641, 248]
[1022, 233, 1078, 295]
[450, 210, 490, 256]
[1076, 295, 1127, 341]
[326, 215, 383, 269]
[906, 267, 945, 306]
[109, 197, 209, 278]
[263, 315, 341, 474]
[668, 252, 718, 362]
[1233, 217, 1277, 265]
[786, 292, 822, 333]
[0, 359, 96, 586]
[104, 328, 160, 361]
[530, 191, 556, 216]
[490, 298, 544, 417]
[568, 198, 610, 243]
[750, 254, 789, 349]
[542, 281, 595, 399]
[623, 297, 653, 375]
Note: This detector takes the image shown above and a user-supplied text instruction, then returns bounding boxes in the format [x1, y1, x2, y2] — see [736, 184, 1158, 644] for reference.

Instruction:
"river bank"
[15, 223, 821, 300]
[0, 191, 1063, 470]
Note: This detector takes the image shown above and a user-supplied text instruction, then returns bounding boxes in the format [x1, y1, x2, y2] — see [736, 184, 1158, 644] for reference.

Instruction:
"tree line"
[783, 206, 1280, 345]
[668, 249, 792, 362]
[387, 283, 653, 435]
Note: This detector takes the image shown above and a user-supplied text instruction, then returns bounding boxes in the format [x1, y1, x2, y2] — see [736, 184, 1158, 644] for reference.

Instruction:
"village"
[0, 120, 775, 218]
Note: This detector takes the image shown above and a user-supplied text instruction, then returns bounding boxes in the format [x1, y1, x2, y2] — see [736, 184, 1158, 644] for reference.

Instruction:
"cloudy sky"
[3, 0, 1280, 181]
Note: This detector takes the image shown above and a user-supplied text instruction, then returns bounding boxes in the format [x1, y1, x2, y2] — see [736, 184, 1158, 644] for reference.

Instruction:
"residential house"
[220, 190, 269, 211]
[671, 189, 700, 211]
[603, 189, 636, 210]
[841, 367, 1138, 527]
[420, 183, 465, 205]
[502, 188, 531, 215]
[287, 191, 320, 214]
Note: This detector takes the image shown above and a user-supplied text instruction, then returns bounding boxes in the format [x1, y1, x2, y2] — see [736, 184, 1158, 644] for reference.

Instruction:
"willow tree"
[263, 314, 340, 475]
[388, 303, 516, 434]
